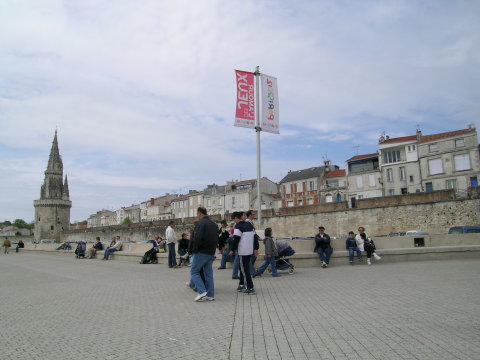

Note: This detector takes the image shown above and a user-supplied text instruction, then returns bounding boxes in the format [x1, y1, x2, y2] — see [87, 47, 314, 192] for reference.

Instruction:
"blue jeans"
[220, 249, 233, 268]
[348, 247, 362, 261]
[190, 252, 215, 297]
[257, 256, 277, 276]
[167, 242, 177, 267]
[103, 247, 117, 260]
[317, 247, 332, 264]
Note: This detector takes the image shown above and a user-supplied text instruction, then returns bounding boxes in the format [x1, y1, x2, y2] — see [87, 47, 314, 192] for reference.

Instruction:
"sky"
[1, 0, 479, 223]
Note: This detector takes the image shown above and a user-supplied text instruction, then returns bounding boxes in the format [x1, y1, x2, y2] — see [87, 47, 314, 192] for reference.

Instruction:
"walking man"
[166, 221, 180, 268]
[229, 211, 259, 295]
[190, 207, 218, 302]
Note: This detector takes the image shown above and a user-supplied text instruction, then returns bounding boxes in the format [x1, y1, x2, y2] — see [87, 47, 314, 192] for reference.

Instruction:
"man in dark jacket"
[190, 206, 218, 302]
[314, 226, 332, 268]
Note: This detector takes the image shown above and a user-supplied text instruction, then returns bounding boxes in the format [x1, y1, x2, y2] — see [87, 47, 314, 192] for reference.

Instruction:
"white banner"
[260, 74, 279, 134]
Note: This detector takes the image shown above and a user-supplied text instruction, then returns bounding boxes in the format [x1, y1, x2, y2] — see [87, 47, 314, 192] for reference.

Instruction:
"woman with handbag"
[355, 226, 381, 265]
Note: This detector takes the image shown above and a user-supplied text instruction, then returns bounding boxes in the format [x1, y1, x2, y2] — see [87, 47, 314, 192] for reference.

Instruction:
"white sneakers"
[367, 258, 371, 265]
[194, 292, 208, 302]
[373, 253, 381, 260]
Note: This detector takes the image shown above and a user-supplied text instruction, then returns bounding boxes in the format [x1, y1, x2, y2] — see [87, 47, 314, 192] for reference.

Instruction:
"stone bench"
[20, 242, 480, 266]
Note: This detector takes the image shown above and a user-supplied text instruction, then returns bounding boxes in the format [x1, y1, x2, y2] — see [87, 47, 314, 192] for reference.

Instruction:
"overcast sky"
[1, 0, 479, 223]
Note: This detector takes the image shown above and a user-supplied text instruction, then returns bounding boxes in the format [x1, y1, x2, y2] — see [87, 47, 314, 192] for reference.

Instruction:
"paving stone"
[0, 254, 479, 359]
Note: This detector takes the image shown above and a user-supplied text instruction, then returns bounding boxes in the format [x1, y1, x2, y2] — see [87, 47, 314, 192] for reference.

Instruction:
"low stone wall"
[19, 234, 480, 267]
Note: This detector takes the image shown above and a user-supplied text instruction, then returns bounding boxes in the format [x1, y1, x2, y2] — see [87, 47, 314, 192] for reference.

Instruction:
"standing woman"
[355, 227, 381, 265]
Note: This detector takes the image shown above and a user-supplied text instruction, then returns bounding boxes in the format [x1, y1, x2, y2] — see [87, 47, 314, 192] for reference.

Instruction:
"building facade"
[34, 131, 72, 242]
[418, 127, 479, 194]
[345, 153, 382, 207]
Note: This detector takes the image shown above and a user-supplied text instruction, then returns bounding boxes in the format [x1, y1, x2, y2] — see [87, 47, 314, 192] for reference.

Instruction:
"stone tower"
[34, 131, 72, 242]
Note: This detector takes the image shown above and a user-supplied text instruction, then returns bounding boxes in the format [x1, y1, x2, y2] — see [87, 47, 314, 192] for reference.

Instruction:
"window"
[285, 184, 291, 194]
[231, 197, 236, 208]
[307, 198, 314, 205]
[409, 175, 414, 183]
[388, 189, 395, 196]
[356, 176, 363, 188]
[399, 167, 406, 181]
[207, 199, 211, 207]
[429, 144, 438, 152]
[325, 195, 332, 203]
[386, 168, 393, 182]
[326, 179, 339, 188]
[428, 159, 443, 175]
[212, 199, 216, 207]
[425, 182, 433, 192]
[287, 200, 294, 207]
[189, 198, 193, 206]
[383, 150, 401, 164]
[369, 174, 376, 187]
[454, 154, 470, 171]
[455, 139, 465, 147]
[308, 180, 316, 191]
[401, 188, 407, 194]
[446, 179, 457, 190]
[298, 199, 303, 206]
[297, 182, 304, 193]
[407, 144, 416, 151]
[219, 198, 223, 206]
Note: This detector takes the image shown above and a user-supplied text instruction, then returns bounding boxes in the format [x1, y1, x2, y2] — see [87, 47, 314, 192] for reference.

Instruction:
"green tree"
[13, 219, 30, 229]
[122, 217, 131, 225]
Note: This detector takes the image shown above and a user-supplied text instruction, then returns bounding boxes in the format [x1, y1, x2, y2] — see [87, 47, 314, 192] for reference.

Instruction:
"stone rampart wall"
[56, 197, 479, 242]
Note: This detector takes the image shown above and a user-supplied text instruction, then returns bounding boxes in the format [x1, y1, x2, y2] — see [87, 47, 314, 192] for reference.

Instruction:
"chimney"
[416, 129, 422, 140]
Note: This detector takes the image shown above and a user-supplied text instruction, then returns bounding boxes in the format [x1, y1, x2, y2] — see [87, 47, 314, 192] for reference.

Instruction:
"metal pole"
[254, 66, 262, 229]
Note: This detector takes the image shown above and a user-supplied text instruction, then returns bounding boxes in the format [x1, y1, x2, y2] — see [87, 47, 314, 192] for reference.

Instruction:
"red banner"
[234, 70, 255, 129]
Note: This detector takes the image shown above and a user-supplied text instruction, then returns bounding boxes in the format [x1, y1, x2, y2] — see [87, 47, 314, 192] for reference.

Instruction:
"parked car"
[405, 230, 429, 236]
[448, 226, 480, 234]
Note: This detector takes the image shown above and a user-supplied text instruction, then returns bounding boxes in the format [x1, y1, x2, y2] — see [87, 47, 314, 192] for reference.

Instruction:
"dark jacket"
[93, 241, 103, 250]
[192, 216, 219, 255]
[178, 238, 189, 252]
[314, 233, 331, 251]
[345, 237, 357, 249]
[218, 227, 230, 249]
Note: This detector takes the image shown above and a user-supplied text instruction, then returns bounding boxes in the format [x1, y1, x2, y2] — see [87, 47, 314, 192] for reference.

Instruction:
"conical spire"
[63, 175, 70, 200]
[46, 129, 63, 175]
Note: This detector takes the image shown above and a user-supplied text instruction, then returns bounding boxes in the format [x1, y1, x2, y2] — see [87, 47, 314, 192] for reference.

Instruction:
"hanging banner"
[234, 70, 255, 129]
[261, 74, 279, 134]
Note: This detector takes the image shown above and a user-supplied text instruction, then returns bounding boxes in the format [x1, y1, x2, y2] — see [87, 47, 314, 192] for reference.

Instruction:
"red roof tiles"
[325, 169, 346, 177]
[346, 153, 378, 162]
[419, 128, 475, 143]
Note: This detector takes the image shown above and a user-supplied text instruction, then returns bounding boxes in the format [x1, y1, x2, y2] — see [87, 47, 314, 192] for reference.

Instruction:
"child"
[345, 231, 362, 264]
[255, 228, 280, 277]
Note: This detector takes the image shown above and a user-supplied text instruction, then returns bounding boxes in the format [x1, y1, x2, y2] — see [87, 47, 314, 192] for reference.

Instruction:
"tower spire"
[46, 129, 63, 175]
[63, 174, 70, 200]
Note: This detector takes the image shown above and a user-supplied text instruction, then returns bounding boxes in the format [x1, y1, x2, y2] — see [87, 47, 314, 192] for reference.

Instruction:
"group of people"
[315, 226, 381, 266]
[184, 207, 281, 302]
[3, 239, 24, 254]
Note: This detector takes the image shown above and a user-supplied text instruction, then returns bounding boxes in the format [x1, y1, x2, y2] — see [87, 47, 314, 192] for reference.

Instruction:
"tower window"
[50, 226, 54, 230]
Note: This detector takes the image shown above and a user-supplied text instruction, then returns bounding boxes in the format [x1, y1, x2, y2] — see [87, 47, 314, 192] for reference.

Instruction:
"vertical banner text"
[234, 70, 255, 129]
[260, 74, 279, 134]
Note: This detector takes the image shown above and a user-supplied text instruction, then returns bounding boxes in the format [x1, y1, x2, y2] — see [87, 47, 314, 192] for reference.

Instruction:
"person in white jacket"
[165, 221, 179, 268]
[355, 226, 381, 265]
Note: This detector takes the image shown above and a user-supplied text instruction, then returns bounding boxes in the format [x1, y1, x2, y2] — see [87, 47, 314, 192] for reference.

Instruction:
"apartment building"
[378, 134, 422, 195]
[417, 127, 479, 193]
[318, 169, 347, 203]
[345, 153, 382, 207]
[203, 184, 226, 216]
[224, 178, 278, 215]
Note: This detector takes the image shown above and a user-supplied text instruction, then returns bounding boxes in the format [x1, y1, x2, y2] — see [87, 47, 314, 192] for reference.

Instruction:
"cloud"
[0, 0, 479, 220]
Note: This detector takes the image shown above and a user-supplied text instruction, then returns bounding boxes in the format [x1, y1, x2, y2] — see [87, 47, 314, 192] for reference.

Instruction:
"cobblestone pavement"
[1, 253, 479, 360]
